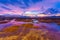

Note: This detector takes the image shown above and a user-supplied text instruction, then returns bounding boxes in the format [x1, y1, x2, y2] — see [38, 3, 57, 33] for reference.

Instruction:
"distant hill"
[0, 14, 60, 19]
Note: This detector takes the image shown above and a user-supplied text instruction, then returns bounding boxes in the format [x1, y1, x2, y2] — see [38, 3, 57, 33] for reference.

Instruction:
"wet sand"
[0, 19, 60, 40]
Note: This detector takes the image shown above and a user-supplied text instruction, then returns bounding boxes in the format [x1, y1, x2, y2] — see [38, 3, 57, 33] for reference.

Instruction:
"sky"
[0, 0, 60, 15]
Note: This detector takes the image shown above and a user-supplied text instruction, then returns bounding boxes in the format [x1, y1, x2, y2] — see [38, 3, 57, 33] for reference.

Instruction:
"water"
[0, 20, 60, 32]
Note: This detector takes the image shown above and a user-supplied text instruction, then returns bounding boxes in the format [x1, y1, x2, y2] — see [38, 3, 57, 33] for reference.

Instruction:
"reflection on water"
[0, 20, 60, 40]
